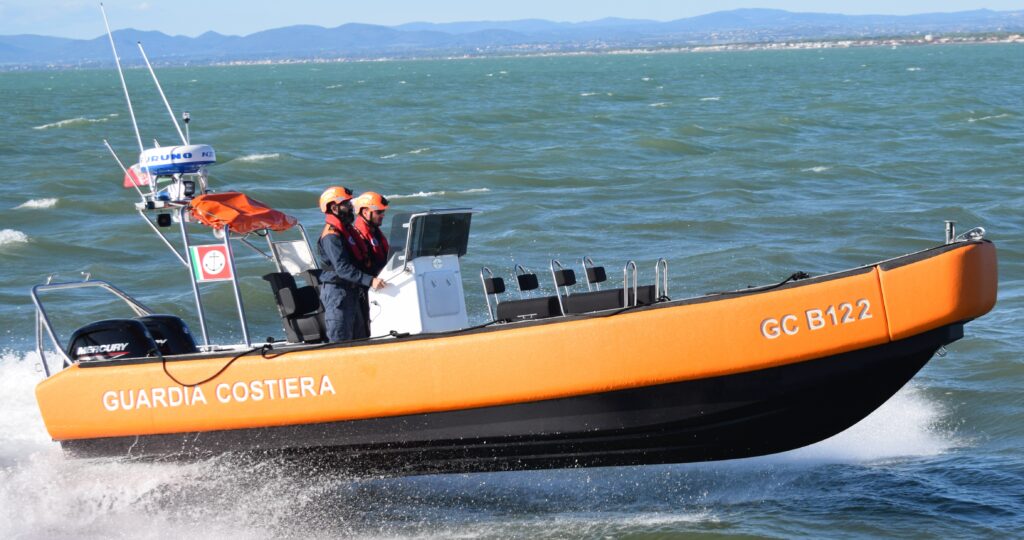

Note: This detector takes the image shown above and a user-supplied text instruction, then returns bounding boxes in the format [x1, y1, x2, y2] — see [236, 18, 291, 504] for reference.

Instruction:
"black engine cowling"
[138, 315, 198, 355]
[66, 319, 154, 362]
[66, 315, 197, 363]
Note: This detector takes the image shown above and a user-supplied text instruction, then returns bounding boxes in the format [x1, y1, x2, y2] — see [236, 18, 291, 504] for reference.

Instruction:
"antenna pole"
[100, 3, 144, 154]
[137, 42, 187, 145]
[103, 139, 146, 201]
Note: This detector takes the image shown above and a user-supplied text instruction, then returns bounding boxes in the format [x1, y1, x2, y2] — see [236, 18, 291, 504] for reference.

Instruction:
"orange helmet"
[318, 186, 354, 213]
[353, 191, 390, 213]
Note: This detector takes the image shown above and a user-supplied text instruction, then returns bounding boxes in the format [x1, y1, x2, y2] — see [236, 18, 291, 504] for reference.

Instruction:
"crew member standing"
[352, 191, 391, 337]
[317, 186, 386, 342]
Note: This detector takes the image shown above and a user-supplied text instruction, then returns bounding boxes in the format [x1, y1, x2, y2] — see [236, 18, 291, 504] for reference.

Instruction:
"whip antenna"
[100, 3, 144, 154]
[137, 42, 187, 145]
[102, 139, 147, 201]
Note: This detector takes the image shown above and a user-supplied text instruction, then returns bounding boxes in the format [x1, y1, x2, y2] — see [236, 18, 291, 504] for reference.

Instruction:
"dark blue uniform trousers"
[320, 283, 364, 342]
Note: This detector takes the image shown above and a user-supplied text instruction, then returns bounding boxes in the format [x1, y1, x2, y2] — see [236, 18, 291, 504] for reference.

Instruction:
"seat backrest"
[262, 272, 326, 343]
[303, 269, 323, 289]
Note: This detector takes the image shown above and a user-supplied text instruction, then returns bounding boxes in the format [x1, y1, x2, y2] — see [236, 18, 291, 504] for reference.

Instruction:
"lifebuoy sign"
[190, 244, 233, 282]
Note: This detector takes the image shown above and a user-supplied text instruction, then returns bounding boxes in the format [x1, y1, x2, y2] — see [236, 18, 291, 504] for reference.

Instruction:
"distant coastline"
[2, 6, 1022, 72]
[206, 33, 1024, 68]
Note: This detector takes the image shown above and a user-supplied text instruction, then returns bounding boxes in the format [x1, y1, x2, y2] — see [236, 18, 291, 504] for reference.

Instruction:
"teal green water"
[1, 45, 1022, 537]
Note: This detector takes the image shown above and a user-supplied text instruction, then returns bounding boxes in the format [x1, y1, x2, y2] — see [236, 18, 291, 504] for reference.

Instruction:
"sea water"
[1, 44, 1021, 538]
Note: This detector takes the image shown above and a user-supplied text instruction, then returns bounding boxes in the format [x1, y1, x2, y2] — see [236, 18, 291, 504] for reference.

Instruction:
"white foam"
[968, 113, 1010, 123]
[387, 188, 489, 200]
[649, 102, 669, 108]
[700, 96, 721, 101]
[907, 67, 922, 72]
[32, 117, 108, 130]
[15, 198, 58, 209]
[765, 384, 956, 464]
[0, 352, 268, 536]
[0, 229, 29, 246]
[802, 166, 831, 173]
[579, 92, 598, 97]
[380, 153, 399, 160]
[235, 153, 280, 163]
[641, 77, 652, 81]
[408, 147, 430, 155]
[0, 351, 60, 461]
[389, 190, 444, 199]
[326, 84, 344, 89]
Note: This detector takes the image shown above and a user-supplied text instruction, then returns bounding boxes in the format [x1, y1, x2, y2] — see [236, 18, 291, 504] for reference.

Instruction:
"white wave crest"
[968, 113, 1010, 123]
[15, 198, 58, 209]
[649, 102, 669, 108]
[802, 166, 831, 173]
[387, 188, 490, 200]
[0, 229, 29, 246]
[380, 153, 399, 160]
[700, 96, 721, 101]
[235, 153, 280, 163]
[32, 117, 108, 130]
[579, 92, 598, 97]
[326, 84, 344, 89]
[388, 190, 444, 199]
[906, 67, 923, 72]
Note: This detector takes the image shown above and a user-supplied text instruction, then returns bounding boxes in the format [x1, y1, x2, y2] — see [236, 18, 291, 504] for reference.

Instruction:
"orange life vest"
[354, 215, 390, 272]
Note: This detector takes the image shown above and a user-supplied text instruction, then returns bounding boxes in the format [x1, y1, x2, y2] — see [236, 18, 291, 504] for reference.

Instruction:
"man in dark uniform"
[352, 191, 391, 337]
[317, 186, 387, 342]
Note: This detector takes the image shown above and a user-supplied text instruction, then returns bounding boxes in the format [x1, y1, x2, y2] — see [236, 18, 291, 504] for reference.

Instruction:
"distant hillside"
[1, 8, 1022, 68]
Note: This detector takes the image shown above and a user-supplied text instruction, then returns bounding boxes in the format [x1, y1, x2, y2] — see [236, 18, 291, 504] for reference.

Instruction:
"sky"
[2, 1, 1023, 39]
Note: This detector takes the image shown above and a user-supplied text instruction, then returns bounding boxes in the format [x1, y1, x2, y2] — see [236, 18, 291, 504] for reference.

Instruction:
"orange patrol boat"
[29, 8, 999, 475]
[32, 221, 996, 474]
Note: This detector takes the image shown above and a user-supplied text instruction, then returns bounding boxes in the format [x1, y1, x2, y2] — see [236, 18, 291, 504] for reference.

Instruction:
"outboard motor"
[66, 319, 156, 362]
[137, 315, 198, 355]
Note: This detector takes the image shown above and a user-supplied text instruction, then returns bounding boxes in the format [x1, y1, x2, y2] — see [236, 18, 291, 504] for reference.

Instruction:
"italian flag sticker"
[190, 244, 233, 282]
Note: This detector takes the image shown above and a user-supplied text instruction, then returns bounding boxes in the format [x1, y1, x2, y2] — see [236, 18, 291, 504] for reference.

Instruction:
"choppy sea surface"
[1, 44, 1022, 538]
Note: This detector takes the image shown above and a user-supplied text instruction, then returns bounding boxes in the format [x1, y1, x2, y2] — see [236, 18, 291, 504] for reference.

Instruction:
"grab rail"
[31, 279, 154, 377]
[479, 266, 501, 321]
[550, 259, 574, 316]
[655, 258, 669, 300]
[623, 260, 638, 307]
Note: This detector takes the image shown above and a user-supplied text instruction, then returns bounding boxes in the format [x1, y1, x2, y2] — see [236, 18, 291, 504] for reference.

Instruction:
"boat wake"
[0, 346, 959, 537]
[762, 384, 955, 464]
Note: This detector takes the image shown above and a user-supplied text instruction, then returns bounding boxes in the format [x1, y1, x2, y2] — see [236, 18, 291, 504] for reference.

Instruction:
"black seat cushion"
[496, 296, 561, 322]
[263, 272, 326, 343]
